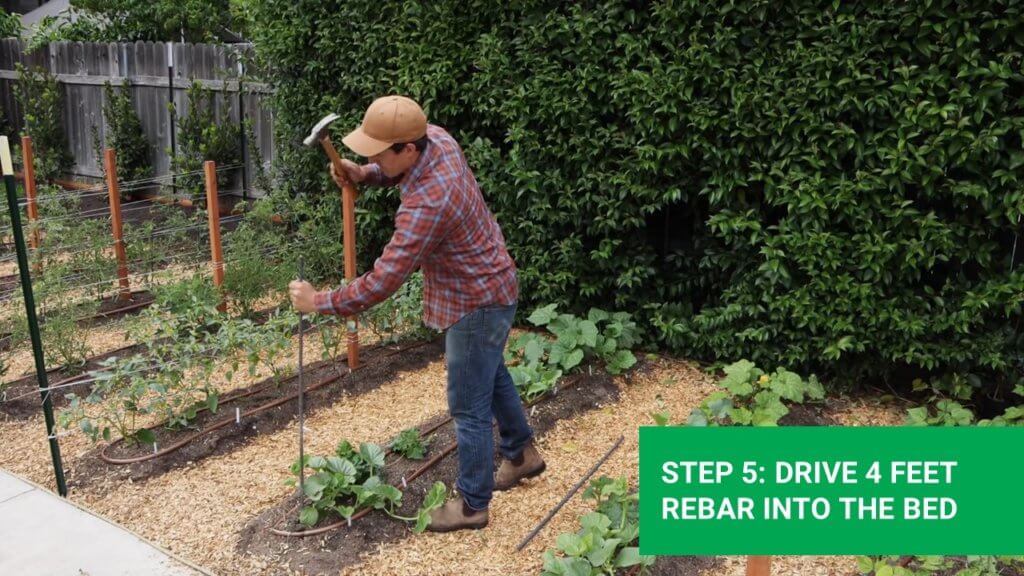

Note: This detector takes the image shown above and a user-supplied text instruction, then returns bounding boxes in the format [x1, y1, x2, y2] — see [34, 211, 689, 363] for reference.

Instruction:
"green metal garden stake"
[0, 136, 67, 496]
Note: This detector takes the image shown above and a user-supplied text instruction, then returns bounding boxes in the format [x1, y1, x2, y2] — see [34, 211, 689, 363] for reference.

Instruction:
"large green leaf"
[528, 304, 559, 326]
[359, 443, 386, 469]
[578, 320, 599, 348]
[299, 506, 319, 527]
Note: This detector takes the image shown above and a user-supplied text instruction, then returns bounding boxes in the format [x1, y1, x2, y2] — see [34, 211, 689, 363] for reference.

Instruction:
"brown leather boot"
[426, 497, 488, 533]
[495, 442, 546, 491]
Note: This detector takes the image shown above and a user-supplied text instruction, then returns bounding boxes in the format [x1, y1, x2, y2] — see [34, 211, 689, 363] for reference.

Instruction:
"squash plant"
[542, 476, 654, 576]
[685, 360, 825, 427]
[290, 439, 447, 532]
[506, 304, 640, 401]
[904, 377, 1024, 428]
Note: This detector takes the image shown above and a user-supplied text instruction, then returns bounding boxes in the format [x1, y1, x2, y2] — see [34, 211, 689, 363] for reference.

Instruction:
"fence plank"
[0, 39, 274, 195]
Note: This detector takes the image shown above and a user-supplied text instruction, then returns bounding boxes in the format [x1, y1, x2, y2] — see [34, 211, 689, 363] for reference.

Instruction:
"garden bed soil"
[0, 304, 284, 420]
[67, 338, 445, 487]
[0, 289, 155, 348]
[0, 337, 149, 420]
[237, 365, 623, 575]
[645, 556, 721, 575]
[779, 402, 836, 426]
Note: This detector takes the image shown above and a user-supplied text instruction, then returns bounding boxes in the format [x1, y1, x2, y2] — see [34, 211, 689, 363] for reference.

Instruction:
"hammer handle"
[319, 135, 349, 183]
[319, 135, 361, 369]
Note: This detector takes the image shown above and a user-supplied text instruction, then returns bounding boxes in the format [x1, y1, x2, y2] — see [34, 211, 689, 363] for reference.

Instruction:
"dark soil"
[0, 338, 146, 420]
[932, 558, 1023, 576]
[67, 338, 445, 488]
[778, 402, 837, 426]
[0, 304, 283, 421]
[237, 367, 623, 576]
[645, 556, 721, 575]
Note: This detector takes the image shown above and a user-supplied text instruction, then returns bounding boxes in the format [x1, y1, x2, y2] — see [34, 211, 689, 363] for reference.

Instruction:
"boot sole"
[427, 518, 489, 533]
[495, 461, 546, 491]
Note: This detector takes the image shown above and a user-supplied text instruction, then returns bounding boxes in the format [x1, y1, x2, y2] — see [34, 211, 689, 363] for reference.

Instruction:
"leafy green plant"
[123, 201, 203, 283]
[388, 428, 429, 460]
[413, 481, 447, 533]
[168, 83, 241, 200]
[857, 555, 1024, 576]
[686, 360, 825, 427]
[222, 223, 294, 317]
[15, 65, 71, 182]
[59, 299, 296, 443]
[251, 0, 1024, 396]
[361, 271, 432, 344]
[0, 8, 22, 38]
[508, 361, 563, 404]
[290, 439, 445, 531]
[524, 305, 639, 375]
[289, 441, 394, 526]
[92, 82, 150, 186]
[60, 354, 155, 445]
[506, 304, 640, 402]
[977, 389, 1024, 427]
[541, 476, 654, 576]
[64, 0, 239, 43]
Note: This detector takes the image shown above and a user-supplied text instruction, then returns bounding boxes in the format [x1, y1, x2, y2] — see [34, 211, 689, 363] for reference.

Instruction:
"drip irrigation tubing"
[2, 301, 292, 394]
[0, 288, 152, 346]
[3, 332, 272, 405]
[268, 373, 587, 537]
[98, 339, 436, 465]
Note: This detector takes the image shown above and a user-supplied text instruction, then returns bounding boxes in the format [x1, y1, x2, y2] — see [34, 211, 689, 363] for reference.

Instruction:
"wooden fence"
[0, 38, 275, 196]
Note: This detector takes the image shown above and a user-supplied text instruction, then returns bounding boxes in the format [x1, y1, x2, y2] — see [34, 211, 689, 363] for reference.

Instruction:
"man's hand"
[289, 280, 317, 314]
[330, 158, 366, 188]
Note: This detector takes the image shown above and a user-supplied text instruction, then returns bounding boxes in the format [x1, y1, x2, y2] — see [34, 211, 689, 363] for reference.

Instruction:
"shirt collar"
[400, 134, 433, 196]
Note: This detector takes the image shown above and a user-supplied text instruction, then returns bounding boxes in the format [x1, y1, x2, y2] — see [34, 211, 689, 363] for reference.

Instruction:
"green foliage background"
[249, 0, 1024, 390]
[0, 8, 21, 39]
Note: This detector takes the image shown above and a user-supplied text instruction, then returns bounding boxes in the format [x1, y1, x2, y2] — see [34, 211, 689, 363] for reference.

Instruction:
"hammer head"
[303, 113, 341, 147]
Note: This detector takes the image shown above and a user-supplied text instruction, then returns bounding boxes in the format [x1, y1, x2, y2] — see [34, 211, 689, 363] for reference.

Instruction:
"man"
[289, 95, 546, 532]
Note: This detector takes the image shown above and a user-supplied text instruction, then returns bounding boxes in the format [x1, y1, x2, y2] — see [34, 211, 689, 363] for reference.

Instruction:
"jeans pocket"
[482, 305, 515, 349]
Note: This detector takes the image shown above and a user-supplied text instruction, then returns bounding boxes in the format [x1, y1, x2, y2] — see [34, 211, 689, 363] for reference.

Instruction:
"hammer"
[304, 113, 360, 369]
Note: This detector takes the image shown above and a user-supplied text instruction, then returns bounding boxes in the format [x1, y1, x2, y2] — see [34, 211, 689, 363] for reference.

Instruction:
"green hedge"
[250, 1, 1024, 390]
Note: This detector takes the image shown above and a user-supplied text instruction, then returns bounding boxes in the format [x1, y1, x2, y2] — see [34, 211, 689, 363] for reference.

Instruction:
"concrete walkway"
[0, 469, 208, 576]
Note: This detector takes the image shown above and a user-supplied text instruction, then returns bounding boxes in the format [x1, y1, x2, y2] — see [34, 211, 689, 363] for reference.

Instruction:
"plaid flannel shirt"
[314, 124, 518, 329]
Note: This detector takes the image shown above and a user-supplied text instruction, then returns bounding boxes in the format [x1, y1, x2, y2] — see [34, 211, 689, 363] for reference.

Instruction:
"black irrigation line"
[22, 341, 284, 408]
[269, 372, 588, 538]
[98, 339, 437, 465]
[515, 435, 624, 552]
[0, 301, 297, 405]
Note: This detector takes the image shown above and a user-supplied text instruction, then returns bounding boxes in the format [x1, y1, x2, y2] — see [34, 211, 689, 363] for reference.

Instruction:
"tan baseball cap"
[342, 95, 428, 157]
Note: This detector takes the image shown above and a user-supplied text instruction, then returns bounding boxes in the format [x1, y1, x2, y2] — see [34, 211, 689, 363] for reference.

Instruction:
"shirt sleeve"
[314, 195, 446, 316]
[362, 163, 401, 187]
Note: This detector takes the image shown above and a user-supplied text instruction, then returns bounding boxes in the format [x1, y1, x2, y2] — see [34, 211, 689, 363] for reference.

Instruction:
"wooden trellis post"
[21, 136, 41, 273]
[747, 556, 771, 576]
[341, 174, 359, 369]
[204, 160, 227, 313]
[104, 149, 131, 301]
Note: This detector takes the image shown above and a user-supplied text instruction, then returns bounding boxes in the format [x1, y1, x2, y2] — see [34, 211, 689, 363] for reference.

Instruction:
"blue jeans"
[445, 303, 533, 510]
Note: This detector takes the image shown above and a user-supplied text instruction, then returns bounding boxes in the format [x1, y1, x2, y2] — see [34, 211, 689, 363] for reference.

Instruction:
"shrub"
[15, 65, 71, 181]
[249, 1, 1024, 394]
[92, 82, 151, 185]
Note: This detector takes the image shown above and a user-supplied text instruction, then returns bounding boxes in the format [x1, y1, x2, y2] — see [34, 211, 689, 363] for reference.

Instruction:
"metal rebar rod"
[297, 256, 306, 493]
[515, 435, 624, 552]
